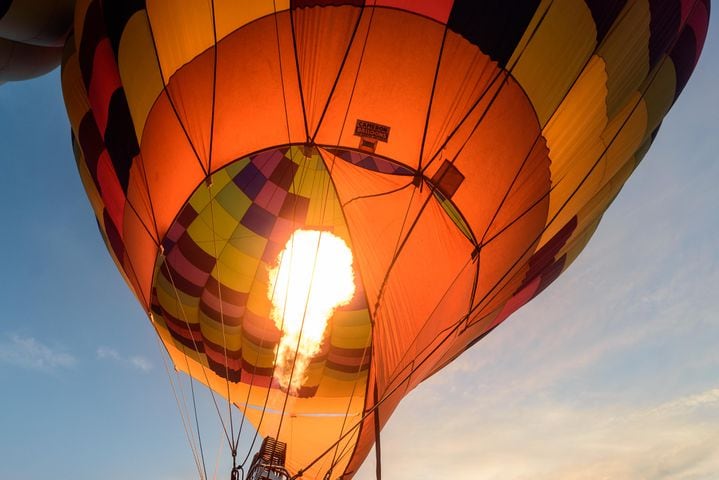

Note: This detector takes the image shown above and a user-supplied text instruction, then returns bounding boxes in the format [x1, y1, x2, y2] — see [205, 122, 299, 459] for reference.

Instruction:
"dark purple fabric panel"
[241, 204, 276, 238]
[649, 0, 681, 68]
[78, 0, 104, 89]
[584, 0, 628, 42]
[104, 88, 138, 192]
[447, 0, 541, 67]
[233, 162, 265, 200]
[77, 112, 104, 185]
[670, 26, 698, 97]
[101, 0, 145, 56]
[103, 208, 125, 264]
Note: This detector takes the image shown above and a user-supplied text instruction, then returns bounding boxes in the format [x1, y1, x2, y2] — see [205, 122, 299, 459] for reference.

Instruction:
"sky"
[0, 13, 717, 480]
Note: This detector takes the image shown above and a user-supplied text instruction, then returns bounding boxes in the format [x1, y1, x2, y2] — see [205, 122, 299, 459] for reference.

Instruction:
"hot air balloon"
[60, 0, 710, 478]
[0, 0, 74, 84]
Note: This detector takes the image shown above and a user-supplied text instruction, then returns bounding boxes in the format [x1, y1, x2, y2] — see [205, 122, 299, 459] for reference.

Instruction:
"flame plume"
[268, 230, 355, 394]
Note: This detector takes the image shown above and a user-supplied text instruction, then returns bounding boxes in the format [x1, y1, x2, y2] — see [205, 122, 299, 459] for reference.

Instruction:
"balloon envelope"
[0, 0, 74, 83]
[61, 0, 710, 477]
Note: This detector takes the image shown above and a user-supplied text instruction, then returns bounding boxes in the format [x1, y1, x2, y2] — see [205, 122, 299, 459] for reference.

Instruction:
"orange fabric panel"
[292, 5, 362, 137]
[313, 8, 446, 168]
[419, 31, 502, 167]
[138, 92, 208, 238]
[209, 12, 306, 169]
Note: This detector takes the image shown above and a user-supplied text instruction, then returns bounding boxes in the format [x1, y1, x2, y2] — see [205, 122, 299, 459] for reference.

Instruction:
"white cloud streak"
[0, 334, 76, 371]
[96, 346, 152, 373]
[356, 385, 719, 480]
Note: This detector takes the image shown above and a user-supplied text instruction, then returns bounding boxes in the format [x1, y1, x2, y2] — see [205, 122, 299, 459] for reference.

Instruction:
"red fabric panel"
[87, 38, 121, 133]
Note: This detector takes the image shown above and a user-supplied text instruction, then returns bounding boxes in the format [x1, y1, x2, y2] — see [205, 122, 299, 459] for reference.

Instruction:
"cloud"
[0, 334, 76, 371]
[355, 385, 719, 480]
[96, 346, 152, 373]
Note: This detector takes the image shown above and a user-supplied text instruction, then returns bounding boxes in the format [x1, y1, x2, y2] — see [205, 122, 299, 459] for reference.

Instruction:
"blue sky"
[1, 13, 718, 480]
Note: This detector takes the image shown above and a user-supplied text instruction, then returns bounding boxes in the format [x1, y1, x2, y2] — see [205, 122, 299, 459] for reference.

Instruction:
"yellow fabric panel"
[331, 311, 372, 350]
[118, 11, 164, 143]
[156, 273, 201, 320]
[317, 369, 368, 389]
[228, 224, 268, 260]
[246, 269, 272, 315]
[600, 92, 648, 185]
[146, 0, 214, 82]
[214, 0, 287, 42]
[598, 0, 651, 119]
[198, 318, 242, 350]
[510, 0, 597, 126]
[61, 46, 89, 136]
[561, 157, 636, 270]
[642, 58, 677, 135]
[74, 147, 105, 221]
[541, 55, 608, 244]
[187, 202, 238, 255]
[241, 337, 275, 369]
[146, 0, 289, 83]
[216, 244, 261, 292]
[156, 306, 370, 477]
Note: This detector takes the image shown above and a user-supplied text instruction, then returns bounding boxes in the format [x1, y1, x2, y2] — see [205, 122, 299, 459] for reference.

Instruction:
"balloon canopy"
[0, 0, 74, 83]
[61, 0, 709, 478]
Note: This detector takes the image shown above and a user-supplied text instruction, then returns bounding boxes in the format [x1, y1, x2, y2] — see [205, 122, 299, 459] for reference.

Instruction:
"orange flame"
[268, 230, 355, 394]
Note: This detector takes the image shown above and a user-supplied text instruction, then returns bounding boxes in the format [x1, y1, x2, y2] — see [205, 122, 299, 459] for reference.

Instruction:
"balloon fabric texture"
[61, 1, 710, 478]
[0, 0, 74, 83]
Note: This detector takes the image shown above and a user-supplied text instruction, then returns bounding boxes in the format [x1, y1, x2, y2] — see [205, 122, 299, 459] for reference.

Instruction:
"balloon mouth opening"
[267, 229, 356, 394]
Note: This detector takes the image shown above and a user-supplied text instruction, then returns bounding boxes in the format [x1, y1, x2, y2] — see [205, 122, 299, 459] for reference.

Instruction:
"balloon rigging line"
[309, 5, 367, 142]
[206, 184, 237, 453]
[314, 148, 379, 476]
[130, 150, 162, 243]
[203, 2, 238, 452]
[160, 0, 695, 476]
[369, 0, 557, 332]
[296, 6, 700, 468]
[417, 26, 450, 172]
[167, 0, 553, 474]
[419, 1, 555, 176]
[267, 0, 379, 459]
[273, 165, 326, 443]
[289, 2, 310, 140]
[477, 0, 637, 252]
[466, 2, 701, 328]
[211, 426, 226, 480]
[144, 9, 209, 177]
[306, 4, 382, 465]
[236, 148, 314, 468]
[155, 333, 206, 479]
[163, 253, 233, 447]
[185, 353, 210, 480]
[341, 178, 416, 208]
[207, 0, 219, 175]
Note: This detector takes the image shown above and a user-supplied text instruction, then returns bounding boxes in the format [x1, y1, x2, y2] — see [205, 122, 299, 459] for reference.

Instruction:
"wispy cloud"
[0, 334, 76, 371]
[356, 385, 719, 480]
[96, 346, 152, 372]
